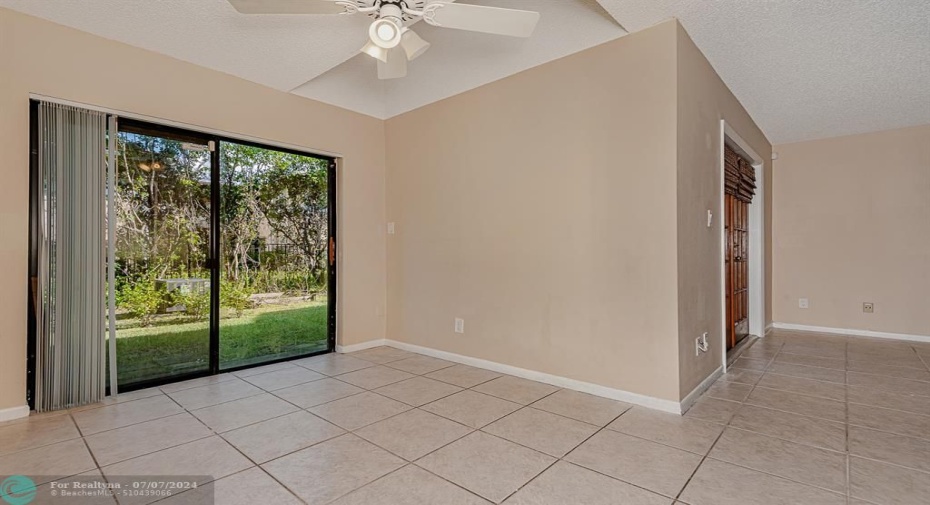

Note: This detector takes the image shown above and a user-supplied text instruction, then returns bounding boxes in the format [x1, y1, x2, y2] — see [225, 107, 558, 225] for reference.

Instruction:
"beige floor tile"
[72, 394, 184, 435]
[848, 403, 930, 440]
[565, 430, 702, 497]
[190, 393, 298, 432]
[0, 438, 96, 485]
[271, 377, 364, 408]
[529, 389, 631, 426]
[756, 373, 846, 401]
[503, 461, 670, 505]
[847, 361, 930, 381]
[850, 456, 930, 505]
[417, 431, 555, 503]
[767, 362, 846, 383]
[848, 385, 930, 416]
[336, 366, 415, 390]
[231, 361, 297, 378]
[294, 353, 377, 375]
[89, 387, 164, 408]
[848, 352, 927, 369]
[85, 412, 212, 466]
[739, 346, 779, 361]
[472, 376, 559, 405]
[309, 391, 410, 430]
[847, 371, 930, 397]
[159, 467, 302, 505]
[262, 434, 405, 505]
[355, 409, 472, 461]
[242, 367, 325, 391]
[683, 397, 742, 424]
[385, 355, 456, 375]
[331, 464, 491, 505]
[158, 373, 238, 393]
[426, 364, 502, 388]
[709, 427, 847, 493]
[679, 458, 846, 505]
[421, 390, 521, 429]
[849, 425, 930, 473]
[607, 407, 724, 455]
[349, 346, 416, 364]
[483, 407, 598, 457]
[374, 377, 462, 406]
[730, 356, 771, 372]
[0, 412, 80, 456]
[166, 378, 264, 410]
[100, 436, 252, 487]
[780, 343, 846, 360]
[222, 411, 344, 463]
[718, 368, 763, 385]
[745, 386, 845, 422]
[729, 404, 846, 452]
[774, 352, 846, 370]
[704, 381, 753, 402]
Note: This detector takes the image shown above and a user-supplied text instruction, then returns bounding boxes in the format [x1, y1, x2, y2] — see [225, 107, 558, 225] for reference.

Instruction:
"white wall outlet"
[695, 332, 709, 356]
[798, 298, 809, 309]
[863, 302, 874, 313]
[706, 210, 713, 228]
[454, 318, 465, 334]
[387, 222, 395, 235]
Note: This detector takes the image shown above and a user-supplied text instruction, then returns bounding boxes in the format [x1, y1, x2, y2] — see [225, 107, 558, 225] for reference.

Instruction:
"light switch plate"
[387, 222, 395, 235]
[799, 298, 809, 309]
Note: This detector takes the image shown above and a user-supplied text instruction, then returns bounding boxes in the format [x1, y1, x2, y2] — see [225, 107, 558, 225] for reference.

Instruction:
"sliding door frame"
[27, 105, 337, 400]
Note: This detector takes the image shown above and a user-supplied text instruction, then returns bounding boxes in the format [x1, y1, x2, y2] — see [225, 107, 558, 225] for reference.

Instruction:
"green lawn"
[112, 300, 328, 385]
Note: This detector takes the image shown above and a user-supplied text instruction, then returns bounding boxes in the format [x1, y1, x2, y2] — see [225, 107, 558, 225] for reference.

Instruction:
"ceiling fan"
[228, 0, 541, 79]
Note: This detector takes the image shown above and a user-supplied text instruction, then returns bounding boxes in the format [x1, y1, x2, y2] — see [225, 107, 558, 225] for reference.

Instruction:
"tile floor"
[1, 331, 929, 504]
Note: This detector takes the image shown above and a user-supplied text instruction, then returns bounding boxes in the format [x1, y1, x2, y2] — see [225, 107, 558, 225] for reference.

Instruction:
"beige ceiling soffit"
[593, 0, 629, 32]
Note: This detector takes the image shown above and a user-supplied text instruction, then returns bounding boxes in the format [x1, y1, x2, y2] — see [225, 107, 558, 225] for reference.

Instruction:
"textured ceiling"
[598, 0, 930, 143]
[2, 0, 928, 143]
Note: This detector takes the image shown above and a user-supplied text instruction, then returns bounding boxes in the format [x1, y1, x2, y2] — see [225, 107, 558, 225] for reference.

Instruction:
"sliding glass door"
[101, 117, 334, 391]
[218, 142, 333, 369]
[111, 123, 214, 387]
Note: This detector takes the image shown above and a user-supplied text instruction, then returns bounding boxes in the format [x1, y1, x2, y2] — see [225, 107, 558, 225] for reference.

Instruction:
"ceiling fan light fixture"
[400, 28, 430, 61]
[369, 18, 402, 49]
[361, 40, 390, 62]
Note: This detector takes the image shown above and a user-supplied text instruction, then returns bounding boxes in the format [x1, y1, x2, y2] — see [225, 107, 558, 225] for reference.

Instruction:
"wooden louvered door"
[724, 144, 755, 350]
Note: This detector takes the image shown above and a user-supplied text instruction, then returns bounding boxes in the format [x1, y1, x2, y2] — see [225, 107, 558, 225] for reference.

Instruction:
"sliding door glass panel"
[112, 129, 212, 387]
[219, 142, 330, 370]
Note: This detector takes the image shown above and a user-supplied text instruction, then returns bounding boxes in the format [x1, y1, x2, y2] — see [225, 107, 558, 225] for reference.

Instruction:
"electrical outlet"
[863, 302, 874, 314]
[799, 298, 809, 309]
[454, 318, 465, 334]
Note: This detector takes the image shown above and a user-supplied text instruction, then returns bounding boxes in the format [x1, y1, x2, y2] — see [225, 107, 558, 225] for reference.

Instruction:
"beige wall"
[0, 8, 387, 411]
[675, 24, 772, 399]
[773, 125, 930, 336]
[386, 21, 683, 402]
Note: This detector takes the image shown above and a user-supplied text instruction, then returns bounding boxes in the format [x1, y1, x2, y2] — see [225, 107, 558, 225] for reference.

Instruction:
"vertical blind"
[35, 102, 108, 412]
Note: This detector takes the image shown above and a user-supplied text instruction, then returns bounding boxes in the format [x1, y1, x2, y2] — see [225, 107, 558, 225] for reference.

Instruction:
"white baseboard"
[771, 323, 930, 344]
[0, 405, 30, 423]
[764, 323, 774, 336]
[679, 366, 723, 415]
[380, 340, 683, 414]
[336, 339, 387, 354]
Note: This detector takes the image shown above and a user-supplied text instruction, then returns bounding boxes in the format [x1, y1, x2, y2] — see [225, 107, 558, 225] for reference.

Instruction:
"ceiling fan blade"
[425, 2, 540, 37]
[227, 0, 347, 14]
[378, 48, 408, 79]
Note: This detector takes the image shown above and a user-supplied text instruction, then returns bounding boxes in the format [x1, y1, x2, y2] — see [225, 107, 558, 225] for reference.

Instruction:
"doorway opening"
[719, 121, 765, 368]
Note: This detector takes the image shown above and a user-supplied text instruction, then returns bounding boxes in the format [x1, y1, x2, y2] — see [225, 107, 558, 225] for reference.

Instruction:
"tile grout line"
[673, 341, 782, 502]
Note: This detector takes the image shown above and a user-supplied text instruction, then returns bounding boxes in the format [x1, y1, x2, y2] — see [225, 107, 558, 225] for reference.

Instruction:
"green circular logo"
[0, 476, 36, 505]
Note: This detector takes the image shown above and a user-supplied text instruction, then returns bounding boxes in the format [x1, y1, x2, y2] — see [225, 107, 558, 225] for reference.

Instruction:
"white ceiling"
[2, 0, 928, 143]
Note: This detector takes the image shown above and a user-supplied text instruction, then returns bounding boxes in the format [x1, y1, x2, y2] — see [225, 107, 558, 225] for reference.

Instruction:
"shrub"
[174, 289, 210, 322]
[221, 282, 253, 318]
[119, 277, 164, 327]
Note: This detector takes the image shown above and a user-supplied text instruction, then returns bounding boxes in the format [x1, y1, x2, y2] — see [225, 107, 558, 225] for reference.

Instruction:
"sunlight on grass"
[111, 300, 328, 385]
